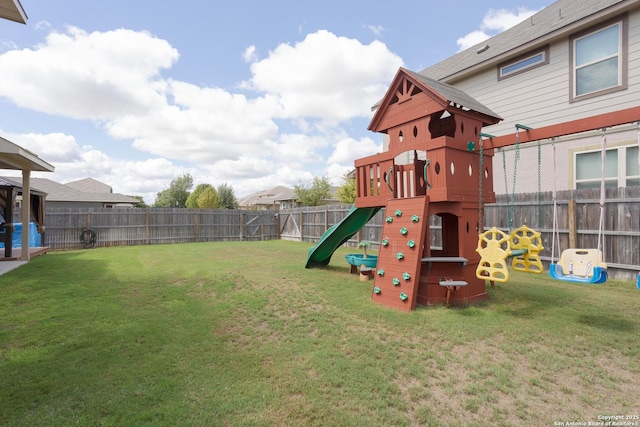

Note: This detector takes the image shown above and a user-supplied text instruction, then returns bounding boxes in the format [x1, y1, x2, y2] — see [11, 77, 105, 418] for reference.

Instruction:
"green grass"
[1, 240, 639, 426]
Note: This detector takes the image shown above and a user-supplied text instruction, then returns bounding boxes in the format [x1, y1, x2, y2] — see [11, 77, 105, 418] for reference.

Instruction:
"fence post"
[145, 211, 150, 245]
[240, 212, 243, 241]
[324, 208, 329, 232]
[194, 211, 199, 242]
[261, 223, 264, 241]
[568, 198, 576, 248]
[299, 211, 304, 242]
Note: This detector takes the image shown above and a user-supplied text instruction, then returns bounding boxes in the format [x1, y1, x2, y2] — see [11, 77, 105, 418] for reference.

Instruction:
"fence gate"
[278, 210, 301, 241]
[242, 213, 267, 240]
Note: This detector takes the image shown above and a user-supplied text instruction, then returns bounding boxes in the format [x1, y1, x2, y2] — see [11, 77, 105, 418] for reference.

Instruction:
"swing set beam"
[479, 105, 640, 149]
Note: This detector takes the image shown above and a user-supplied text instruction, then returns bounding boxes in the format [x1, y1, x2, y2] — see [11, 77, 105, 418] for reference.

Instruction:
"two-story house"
[405, 0, 640, 194]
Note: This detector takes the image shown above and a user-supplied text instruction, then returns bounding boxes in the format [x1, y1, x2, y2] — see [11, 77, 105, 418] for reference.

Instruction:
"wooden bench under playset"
[305, 67, 640, 311]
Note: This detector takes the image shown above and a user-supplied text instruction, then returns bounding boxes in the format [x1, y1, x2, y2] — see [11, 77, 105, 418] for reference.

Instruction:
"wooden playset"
[305, 66, 640, 310]
[353, 68, 502, 310]
[351, 68, 640, 310]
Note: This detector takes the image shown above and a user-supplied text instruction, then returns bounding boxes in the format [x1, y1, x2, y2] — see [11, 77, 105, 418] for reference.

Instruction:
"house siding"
[47, 201, 107, 209]
[444, 7, 640, 194]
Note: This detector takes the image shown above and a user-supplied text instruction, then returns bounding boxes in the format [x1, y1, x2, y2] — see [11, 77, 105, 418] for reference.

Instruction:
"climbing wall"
[371, 196, 430, 312]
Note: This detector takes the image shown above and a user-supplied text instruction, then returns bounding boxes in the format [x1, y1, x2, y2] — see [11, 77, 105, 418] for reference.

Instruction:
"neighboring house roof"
[272, 188, 299, 203]
[327, 186, 340, 203]
[239, 186, 296, 207]
[239, 185, 340, 207]
[0, 176, 138, 204]
[65, 177, 113, 193]
[420, 0, 632, 82]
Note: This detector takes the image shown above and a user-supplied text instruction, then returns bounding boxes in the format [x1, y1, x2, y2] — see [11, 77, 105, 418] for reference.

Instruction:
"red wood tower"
[355, 68, 502, 311]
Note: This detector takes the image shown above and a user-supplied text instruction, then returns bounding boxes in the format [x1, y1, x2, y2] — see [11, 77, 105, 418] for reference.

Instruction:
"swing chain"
[478, 137, 484, 232]
[537, 139, 542, 229]
[509, 129, 521, 231]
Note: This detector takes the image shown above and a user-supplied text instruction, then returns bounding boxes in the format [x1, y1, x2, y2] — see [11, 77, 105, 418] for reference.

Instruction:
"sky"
[0, 0, 552, 204]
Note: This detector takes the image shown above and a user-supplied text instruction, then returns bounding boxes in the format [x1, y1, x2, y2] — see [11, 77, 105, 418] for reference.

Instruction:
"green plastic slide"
[305, 205, 381, 268]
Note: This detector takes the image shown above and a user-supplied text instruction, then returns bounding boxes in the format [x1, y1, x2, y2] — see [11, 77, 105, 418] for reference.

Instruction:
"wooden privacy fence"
[281, 187, 640, 280]
[31, 188, 640, 279]
[279, 205, 384, 248]
[43, 208, 279, 249]
[484, 187, 640, 279]
[278, 205, 443, 251]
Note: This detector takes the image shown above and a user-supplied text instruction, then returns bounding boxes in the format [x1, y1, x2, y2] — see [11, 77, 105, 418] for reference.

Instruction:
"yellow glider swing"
[475, 124, 544, 283]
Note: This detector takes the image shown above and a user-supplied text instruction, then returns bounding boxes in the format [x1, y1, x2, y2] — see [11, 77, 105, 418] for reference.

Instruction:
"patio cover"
[0, 136, 55, 260]
[0, 0, 27, 24]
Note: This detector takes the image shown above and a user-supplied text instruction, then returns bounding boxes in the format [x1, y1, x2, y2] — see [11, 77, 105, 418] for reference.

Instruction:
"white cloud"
[34, 20, 52, 32]
[328, 135, 380, 164]
[242, 45, 257, 63]
[265, 132, 328, 164]
[456, 31, 493, 52]
[0, 39, 18, 52]
[482, 7, 538, 32]
[323, 135, 381, 186]
[6, 130, 189, 204]
[4, 131, 82, 163]
[106, 81, 282, 164]
[0, 27, 401, 202]
[457, 7, 541, 51]
[366, 24, 385, 37]
[0, 26, 178, 120]
[245, 30, 403, 121]
[324, 163, 352, 186]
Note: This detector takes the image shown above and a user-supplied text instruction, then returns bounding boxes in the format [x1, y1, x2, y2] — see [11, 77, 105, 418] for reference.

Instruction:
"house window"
[570, 16, 627, 100]
[498, 46, 548, 80]
[575, 144, 638, 189]
[626, 146, 640, 186]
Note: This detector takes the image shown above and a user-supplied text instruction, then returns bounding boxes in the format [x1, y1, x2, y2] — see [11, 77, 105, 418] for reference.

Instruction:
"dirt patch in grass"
[390, 329, 640, 426]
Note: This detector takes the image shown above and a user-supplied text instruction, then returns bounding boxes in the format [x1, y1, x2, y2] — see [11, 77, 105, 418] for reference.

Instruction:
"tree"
[198, 186, 220, 208]
[294, 176, 332, 206]
[337, 172, 356, 204]
[217, 183, 239, 209]
[129, 195, 149, 208]
[186, 183, 214, 208]
[153, 173, 193, 208]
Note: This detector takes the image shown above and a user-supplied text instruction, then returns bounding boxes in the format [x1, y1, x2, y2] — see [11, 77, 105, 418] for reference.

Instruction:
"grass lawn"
[1, 240, 639, 426]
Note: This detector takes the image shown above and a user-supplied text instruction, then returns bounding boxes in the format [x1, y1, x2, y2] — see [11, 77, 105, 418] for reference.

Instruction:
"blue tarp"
[0, 222, 42, 248]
